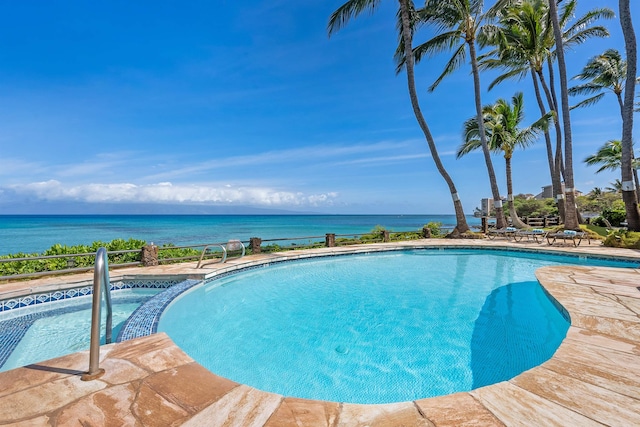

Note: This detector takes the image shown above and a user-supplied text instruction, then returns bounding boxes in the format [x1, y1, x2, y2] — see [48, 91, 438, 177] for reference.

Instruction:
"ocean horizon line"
[1, 214, 482, 255]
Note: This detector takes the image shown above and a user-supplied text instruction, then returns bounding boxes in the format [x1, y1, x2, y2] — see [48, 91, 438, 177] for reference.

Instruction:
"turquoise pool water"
[0, 288, 159, 372]
[158, 249, 636, 404]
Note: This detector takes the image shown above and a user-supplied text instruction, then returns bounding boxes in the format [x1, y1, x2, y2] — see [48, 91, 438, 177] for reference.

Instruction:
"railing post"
[544, 217, 549, 227]
[325, 233, 336, 247]
[481, 217, 488, 234]
[81, 247, 112, 381]
[382, 230, 390, 242]
[141, 243, 158, 266]
[250, 237, 262, 254]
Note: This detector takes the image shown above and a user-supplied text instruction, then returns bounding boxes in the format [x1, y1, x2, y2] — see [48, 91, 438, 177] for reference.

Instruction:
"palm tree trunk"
[505, 156, 527, 228]
[397, 0, 469, 235]
[531, 67, 565, 222]
[548, 0, 580, 230]
[616, 92, 625, 117]
[634, 167, 640, 203]
[619, 0, 640, 231]
[468, 40, 506, 229]
[530, 68, 555, 186]
[616, 79, 640, 205]
[537, 69, 566, 223]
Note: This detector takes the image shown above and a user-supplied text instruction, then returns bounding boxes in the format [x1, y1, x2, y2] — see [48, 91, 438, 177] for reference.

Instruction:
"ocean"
[0, 214, 481, 256]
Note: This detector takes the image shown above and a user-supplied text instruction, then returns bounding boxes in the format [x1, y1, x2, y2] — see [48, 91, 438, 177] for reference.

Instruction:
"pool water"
[0, 288, 159, 372]
[158, 249, 635, 404]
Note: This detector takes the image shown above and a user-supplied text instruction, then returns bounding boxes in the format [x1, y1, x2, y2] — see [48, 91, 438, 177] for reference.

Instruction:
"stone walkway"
[1, 240, 639, 426]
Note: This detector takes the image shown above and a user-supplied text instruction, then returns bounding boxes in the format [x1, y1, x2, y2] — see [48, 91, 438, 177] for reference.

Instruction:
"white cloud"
[6, 180, 338, 207]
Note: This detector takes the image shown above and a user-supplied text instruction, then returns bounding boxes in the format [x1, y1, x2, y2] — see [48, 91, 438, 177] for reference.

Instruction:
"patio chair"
[487, 227, 517, 240]
[546, 230, 590, 247]
[514, 228, 547, 244]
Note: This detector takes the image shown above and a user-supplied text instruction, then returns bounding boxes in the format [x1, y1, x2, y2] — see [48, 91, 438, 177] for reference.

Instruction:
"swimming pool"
[158, 248, 637, 404]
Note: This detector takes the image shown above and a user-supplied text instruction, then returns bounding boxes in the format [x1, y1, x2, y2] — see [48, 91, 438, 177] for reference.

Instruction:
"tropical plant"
[547, 0, 580, 229]
[606, 179, 623, 193]
[328, 0, 470, 235]
[457, 92, 549, 228]
[409, 0, 511, 229]
[569, 49, 630, 113]
[513, 196, 558, 218]
[479, 0, 612, 224]
[618, 0, 640, 231]
[603, 230, 640, 249]
[584, 139, 640, 201]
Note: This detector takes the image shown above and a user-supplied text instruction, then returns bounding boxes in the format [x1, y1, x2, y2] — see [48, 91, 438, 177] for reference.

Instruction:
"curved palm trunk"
[548, 0, 579, 230]
[468, 40, 506, 229]
[531, 67, 565, 222]
[505, 156, 527, 228]
[619, 0, 640, 231]
[398, 0, 469, 235]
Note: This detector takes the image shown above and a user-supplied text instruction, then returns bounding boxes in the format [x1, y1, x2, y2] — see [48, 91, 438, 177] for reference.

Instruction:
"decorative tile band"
[0, 279, 181, 314]
[117, 279, 201, 342]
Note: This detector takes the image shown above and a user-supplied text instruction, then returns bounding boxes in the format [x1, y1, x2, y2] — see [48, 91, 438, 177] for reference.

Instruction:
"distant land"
[0, 201, 316, 215]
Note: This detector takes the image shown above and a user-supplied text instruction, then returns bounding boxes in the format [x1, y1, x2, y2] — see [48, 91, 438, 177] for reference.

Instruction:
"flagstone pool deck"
[0, 239, 639, 426]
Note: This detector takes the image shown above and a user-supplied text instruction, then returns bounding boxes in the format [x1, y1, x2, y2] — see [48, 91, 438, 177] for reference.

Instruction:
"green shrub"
[601, 208, 627, 227]
[0, 238, 147, 276]
[424, 221, 444, 237]
[603, 230, 640, 249]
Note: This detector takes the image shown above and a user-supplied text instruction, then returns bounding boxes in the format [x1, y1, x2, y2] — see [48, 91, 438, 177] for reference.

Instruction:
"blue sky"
[0, 0, 637, 215]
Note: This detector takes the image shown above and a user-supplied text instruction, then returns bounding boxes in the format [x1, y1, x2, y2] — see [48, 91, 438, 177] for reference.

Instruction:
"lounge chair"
[514, 228, 547, 244]
[546, 230, 590, 247]
[487, 227, 517, 240]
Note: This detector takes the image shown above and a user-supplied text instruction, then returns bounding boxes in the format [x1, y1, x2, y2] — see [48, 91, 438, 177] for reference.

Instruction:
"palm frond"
[327, 0, 382, 36]
[428, 44, 467, 92]
[488, 67, 528, 91]
[569, 94, 605, 110]
[413, 30, 462, 61]
[567, 83, 604, 96]
[564, 27, 610, 49]
[456, 139, 483, 158]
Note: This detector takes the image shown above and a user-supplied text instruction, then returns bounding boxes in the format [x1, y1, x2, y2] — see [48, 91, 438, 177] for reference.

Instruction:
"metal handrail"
[81, 247, 112, 381]
[196, 240, 246, 268]
[196, 244, 226, 268]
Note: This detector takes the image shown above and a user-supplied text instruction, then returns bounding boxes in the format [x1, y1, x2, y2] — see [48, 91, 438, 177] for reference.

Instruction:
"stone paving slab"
[0, 240, 639, 426]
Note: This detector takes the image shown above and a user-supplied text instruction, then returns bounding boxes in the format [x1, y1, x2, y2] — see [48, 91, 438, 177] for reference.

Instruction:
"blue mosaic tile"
[0, 280, 181, 316]
[117, 279, 200, 342]
[36, 294, 49, 304]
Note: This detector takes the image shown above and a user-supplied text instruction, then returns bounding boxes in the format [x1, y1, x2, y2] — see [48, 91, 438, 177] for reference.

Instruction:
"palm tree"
[547, 0, 580, 229]
[457, 92, 549, 228]
[619, 0, 640, 231]
[606, 179, 623, 194]
[584, 139, 640, 201]
[479, 0, 612, 224]
[328, 0, 470, 235]
[569, 49, 628, 115]
[409, 0, 511, 229]
[589, 187, 603, 199]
